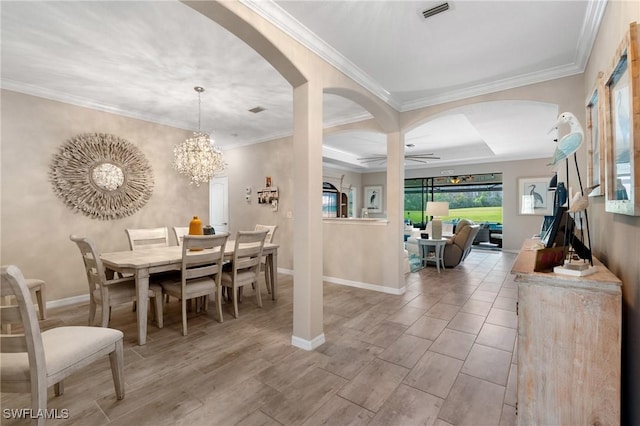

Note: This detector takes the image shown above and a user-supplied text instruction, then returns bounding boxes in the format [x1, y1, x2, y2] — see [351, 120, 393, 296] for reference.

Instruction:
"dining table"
[101, 240, 279, 345]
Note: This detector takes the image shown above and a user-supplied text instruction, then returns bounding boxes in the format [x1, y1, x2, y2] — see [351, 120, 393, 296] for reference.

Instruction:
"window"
[405, 173, 503, 227]
[322, 182, 339, 218]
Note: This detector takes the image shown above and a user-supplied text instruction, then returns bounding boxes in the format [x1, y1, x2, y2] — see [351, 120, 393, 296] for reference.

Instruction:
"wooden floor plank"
[1, 251, 519, 425]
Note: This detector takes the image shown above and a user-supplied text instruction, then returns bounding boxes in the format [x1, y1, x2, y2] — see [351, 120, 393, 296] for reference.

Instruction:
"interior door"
[209, 176, 229, 234]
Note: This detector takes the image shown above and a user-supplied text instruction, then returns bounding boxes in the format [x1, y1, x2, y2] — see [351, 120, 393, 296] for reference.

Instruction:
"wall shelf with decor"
[257, 187, 279, 211]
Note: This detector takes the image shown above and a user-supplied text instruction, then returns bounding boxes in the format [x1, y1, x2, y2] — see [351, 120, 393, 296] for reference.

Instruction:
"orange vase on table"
[188, 216, 203, 251]
[189, 216, 203, 235]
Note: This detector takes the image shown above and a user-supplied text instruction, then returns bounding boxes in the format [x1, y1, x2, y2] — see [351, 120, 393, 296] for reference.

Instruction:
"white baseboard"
[276, 268, 405, 295]
[323, 275, 406, 295]
[277, 267, 293, 275]
[46, 294, 89, 310]
[291, 333, 326, 351]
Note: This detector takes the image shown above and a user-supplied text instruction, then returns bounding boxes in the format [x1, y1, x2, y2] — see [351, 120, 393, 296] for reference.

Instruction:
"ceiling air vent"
[248, 106, 265, 113]
[421, 2, 449, 19]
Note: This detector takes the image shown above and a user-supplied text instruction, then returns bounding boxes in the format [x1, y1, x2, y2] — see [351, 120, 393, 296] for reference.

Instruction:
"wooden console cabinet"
[511, 240, 622, 425]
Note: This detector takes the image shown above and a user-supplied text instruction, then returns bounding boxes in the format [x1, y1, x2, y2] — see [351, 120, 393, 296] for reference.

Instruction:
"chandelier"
[173, 86, 225, 186]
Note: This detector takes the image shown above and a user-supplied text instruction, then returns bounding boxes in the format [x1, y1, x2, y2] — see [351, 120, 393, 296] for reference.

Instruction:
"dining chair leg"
[101, 300, 110, 327]
[109, 339, 125, 400]
[181, 297, 188, 336]
[232, 287, 239, 319]
[265, 261, 272, 294]
[216, 285, 224, 323]
[255, 280, 263, 308]
[54, 381, 64, 396]
[88, 297, 97, 326]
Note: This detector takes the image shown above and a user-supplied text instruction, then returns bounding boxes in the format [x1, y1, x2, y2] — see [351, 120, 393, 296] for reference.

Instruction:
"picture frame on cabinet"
[586, 72, 605, 197]
[603, 22, 639, 216]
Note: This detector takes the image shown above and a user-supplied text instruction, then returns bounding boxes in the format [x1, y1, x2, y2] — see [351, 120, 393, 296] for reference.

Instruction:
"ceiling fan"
[357, 153, 441, 164]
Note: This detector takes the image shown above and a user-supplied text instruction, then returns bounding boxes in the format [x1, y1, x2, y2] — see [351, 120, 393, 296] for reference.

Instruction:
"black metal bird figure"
[529, 184, 544, 206]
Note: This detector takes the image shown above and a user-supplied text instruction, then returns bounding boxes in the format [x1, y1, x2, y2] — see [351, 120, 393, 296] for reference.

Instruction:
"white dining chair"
[25, 278, 47, 321]
[70, 235, 165, 328]
[254, 224, 277, 294]
[161, 234, 228, 335]
[1, 265, 125, 425]
[127, 227, 178, 305]
[125, 227, 169, 250]
[221, 230, 268, 319]
[1, 277, 46, 335]
[172, 226, 189, 246]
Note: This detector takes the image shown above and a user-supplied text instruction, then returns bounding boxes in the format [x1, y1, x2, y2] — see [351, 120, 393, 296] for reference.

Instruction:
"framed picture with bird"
[603, 21, 640, 216]
[364, 185, 383, 214]
[586, 72, 605, 197]
[518, 177, 554, 216]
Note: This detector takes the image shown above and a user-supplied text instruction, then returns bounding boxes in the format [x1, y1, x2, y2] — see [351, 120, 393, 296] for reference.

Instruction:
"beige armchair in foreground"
[443, 219, 480, 268]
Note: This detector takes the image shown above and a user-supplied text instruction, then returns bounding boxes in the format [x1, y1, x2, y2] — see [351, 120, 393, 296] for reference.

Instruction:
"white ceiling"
[0, 1, 605, 172]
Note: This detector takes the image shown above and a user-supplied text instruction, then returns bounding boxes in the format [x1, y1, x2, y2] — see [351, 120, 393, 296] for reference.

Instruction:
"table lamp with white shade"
[426, 201, 449, 239]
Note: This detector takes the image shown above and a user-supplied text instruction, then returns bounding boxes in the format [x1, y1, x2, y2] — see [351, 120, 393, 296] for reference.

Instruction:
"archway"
[185, 0, 403, 349]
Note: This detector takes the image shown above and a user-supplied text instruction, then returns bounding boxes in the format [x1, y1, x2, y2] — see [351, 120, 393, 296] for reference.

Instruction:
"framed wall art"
[586, 72, 605, 196]
[604, 22, 639, 216]
[518, 177, 554, 216]
[49, 133, 154, 220]
[364, 185, 383, 213]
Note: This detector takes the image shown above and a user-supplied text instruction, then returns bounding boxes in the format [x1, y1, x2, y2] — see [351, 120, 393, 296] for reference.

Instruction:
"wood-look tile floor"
[1, 250, 518, 425]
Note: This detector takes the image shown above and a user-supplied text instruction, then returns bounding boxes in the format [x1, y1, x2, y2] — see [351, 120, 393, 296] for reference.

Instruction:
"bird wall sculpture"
[547, 112, 584, 168]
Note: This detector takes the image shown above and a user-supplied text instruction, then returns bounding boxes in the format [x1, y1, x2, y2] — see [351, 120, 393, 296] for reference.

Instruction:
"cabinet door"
[517, 282, 621, 425]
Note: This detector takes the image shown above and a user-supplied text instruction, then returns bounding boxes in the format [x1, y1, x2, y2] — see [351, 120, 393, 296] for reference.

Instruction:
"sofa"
[443, 219, 481, 268]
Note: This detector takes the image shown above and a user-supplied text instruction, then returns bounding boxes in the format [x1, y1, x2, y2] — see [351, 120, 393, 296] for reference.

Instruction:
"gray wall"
[1, 90, 209, 300]
[582, 3, 640, 423]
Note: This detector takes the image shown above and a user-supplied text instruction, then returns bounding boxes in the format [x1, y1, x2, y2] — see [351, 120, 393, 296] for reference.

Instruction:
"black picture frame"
[541, 206, 568, 248]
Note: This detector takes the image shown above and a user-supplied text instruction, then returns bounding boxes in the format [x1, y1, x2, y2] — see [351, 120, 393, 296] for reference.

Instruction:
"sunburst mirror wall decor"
[50, 133, 154, 220]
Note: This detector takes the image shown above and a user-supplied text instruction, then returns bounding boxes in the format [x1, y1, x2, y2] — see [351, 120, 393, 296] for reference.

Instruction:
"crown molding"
[1, 79, 192, 132]
[400, 63, 584, 112]
[240, 0, 401, 110]
[241, 0, 606, 114]
[574, 0, 608, 70]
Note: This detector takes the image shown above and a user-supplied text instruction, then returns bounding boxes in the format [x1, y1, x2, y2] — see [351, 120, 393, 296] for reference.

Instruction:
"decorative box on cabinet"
[511, 240, 621, 425]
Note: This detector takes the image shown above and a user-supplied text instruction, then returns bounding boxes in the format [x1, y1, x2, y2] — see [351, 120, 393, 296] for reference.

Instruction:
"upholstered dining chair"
[69, 235, 165, 328]
[125, 227, 169, 250]
[254, 224, 277, 294]
[127, 226, 178, 305]
[172, 226, 189, 246]
[1, 265, 125, 425]
[221, 230, 268, 319]
[161, 234, 228, 335]
[1, 277, 46, 335]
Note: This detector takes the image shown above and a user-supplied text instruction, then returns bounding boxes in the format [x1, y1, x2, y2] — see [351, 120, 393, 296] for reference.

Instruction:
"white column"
[385, 131, 405, 291]
[291, 81, 325, 350]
